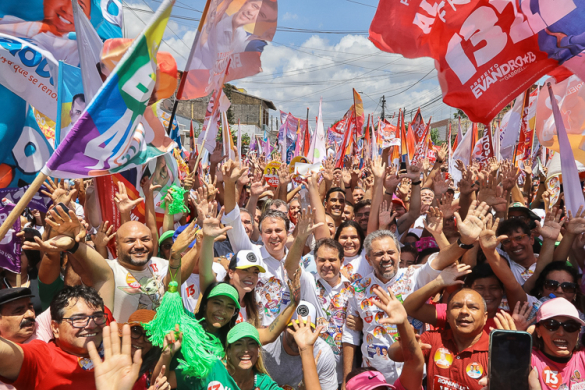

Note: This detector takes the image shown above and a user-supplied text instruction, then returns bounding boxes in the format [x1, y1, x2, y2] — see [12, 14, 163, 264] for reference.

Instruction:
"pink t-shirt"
[531, 349, 585, 389]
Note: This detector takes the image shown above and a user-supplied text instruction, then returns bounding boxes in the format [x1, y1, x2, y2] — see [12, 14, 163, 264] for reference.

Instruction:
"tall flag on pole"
[469, 123, 478, 164]
[189, 120, 195, 152]
[308, 98, 326, 164]
[42, 0, 176, 179]
[177, 0, 278, 100]
[197, 62, 231, 154]
[334, 110, 353, 168]
[369, 0, 585, 123]
[547, 83, 585, 214]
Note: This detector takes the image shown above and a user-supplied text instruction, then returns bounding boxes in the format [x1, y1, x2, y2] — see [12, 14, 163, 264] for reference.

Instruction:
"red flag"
[469, 123, 478, 163]
[353, 89, 365, 139]
[335, 110, 354, 168]
[364, 114, 371, 159]
[411, 120, 431, 164]
[303, 120, 311, 157]
[472, 124, 495, 166]
[406, 122, 417, 162]
[368, 0, 585, 124]
[513, 90, 532, 166]
[399, 109, 408, 161]
[410, 108, 425, 143]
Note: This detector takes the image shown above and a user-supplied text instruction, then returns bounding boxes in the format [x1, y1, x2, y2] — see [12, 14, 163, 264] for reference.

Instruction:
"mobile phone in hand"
[488, 330, 532, 390]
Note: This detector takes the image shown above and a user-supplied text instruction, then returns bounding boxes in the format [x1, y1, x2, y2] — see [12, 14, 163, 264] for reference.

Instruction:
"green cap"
[509, 202, 541, 221]
[208, 283, 241, 309]
[159, 230, 175, 244]
[227, 322, 261, 346]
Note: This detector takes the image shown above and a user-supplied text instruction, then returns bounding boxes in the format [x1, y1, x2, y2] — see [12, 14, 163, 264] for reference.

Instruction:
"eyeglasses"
[501, 234, 528, 246]
[161, 243, 173, 250]
[543, 280, 578, 294]
[130, 326, 146, 340]
[539, 319, 582, 333]
[62, 313, 107, 328]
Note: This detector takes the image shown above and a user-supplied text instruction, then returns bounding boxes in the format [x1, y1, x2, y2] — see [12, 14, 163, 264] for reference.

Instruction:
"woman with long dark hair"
[333, 220, 370, 282]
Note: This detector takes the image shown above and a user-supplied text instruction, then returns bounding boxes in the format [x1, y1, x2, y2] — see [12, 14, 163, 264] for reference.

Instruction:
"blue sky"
[124, 0, 452, 127]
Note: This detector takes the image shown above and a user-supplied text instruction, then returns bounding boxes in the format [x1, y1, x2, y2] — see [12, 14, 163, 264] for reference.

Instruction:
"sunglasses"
[501, 234, 528, 246]
[543, 280, 578, 294]
[539, 319, 581, 333]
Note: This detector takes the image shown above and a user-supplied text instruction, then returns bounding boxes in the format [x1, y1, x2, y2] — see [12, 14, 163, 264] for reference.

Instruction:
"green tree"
[453, 109, 468, 119]
[222, 84, 236, 124]
[430, 128, 443, 145]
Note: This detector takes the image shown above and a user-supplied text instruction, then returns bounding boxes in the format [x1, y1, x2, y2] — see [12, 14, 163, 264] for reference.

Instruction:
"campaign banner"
[0, 184, 52, 213]
[472, 125, 495, 166]
[178, 0, 278, 100]
[56, 62, 85, 147]
[378, 119, 400, 149]
[0, 33, 59, 120]
[43, 0, 175, 179]
[0, 200, 21, 273]
[369, 0, 585, 124]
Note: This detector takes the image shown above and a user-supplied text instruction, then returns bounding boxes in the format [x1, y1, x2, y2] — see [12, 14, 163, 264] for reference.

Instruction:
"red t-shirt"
[0, 340, 100, 390]
[421, 329, 489, 390]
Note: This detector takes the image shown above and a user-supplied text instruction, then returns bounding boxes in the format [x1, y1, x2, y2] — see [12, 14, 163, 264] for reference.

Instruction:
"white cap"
[228, 250, 266, 273]
[290, 300, 316, 328]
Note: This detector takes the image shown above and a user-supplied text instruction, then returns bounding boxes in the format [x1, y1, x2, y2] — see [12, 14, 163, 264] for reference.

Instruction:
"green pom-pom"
[143, 290, 185, 348]
[161, 185, 188, 215]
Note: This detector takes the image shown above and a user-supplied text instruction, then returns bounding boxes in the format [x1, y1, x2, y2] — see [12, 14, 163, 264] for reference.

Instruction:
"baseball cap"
[508, 202, 541, 221]
[228, 250, 266, 273]
[391, 195, 406, 209]
[172, 224, 199, 248]
[346, 370, 394, 390]
[208, 283, 241, 309]
[227, 322, 261, 346]
[289, 300, 316, 328]
[0, 288, 34, 307]
[127, 309, 156, 325]
[536, 297, 585, 325]
[159, 230, 175, 245]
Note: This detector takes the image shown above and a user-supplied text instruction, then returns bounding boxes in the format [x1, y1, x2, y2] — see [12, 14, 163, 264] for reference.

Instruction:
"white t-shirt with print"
[341, 252, 374, 284]
[496, 248, 538, 286]
[181, 263, 228, 314]
[342, 256, 441, 384]
[107, 257, 169, 323]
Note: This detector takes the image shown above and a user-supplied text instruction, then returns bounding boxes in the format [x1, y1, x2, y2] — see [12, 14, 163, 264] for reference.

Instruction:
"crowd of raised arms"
[2, 143, 585, 390]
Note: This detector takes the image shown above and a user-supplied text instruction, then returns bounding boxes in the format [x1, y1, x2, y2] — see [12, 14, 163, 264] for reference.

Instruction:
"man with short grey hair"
[342, 201, 491, 386]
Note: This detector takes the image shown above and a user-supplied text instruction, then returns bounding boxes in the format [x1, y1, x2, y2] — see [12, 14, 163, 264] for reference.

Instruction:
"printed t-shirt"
[107, 256, 169, 323]
[420, 329, 489, 390]
[0, 340, 103, 390]
[299, 268, 351, 381]
[263, 333, 338, 389]
[531, 349, 585, 390]
[222, 205, 289, 326]
[496, 248, 538, 286]
[341, 252, 373, 283]
[175, 358, 282, 390]
[181, 263, 227, 314]
[342, 255, 441, 384]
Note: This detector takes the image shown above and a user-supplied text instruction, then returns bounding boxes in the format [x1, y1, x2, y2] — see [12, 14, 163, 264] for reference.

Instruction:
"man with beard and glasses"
[342, 201, 491, 386]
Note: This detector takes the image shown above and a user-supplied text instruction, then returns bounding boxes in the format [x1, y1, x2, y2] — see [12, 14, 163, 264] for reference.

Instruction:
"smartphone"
[489, 330, 532, 390]
[399, 161, 407, 171]
[57, 202, 70, 214]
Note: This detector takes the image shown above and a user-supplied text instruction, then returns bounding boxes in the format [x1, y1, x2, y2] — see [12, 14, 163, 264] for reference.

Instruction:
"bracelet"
[411, 180, 421, 186]
[67, 241, 80, 254]
[385, 191, 394, 196]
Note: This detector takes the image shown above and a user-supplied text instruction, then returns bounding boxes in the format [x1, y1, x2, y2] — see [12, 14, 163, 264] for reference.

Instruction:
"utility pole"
[381, 95, 386, 120]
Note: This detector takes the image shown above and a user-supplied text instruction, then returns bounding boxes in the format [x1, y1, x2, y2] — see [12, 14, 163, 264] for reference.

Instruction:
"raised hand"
[478, 214, 507, 251]
[457, 168, 477, 196]
[182, 171, 196, 192]
[566, 206, 585, 235]
[23, 235, 75, 253]
[94, 221, 116, 249]
[437, 192, 460, 218]
[322, 156, 335, 182]
[455, 200, 490, 245]
[487, 157, 500, 174]
[114, 182, 143, 215]
[342, 168, 352, 187]
[222, 160, 248, 184]
[455, 159, 465, 172]
[45, 205, 86, 242]
[423, 207, 444, 236]
[511, 301, 532, 332]
[287, 268, 302, 304]
[437, 143, 448, 163]
[88, 322, 142, 390]
[250, 176, 270, 197]
[379, 200, 395, 228]
[371, 156, 386, 180]
[277, 163, 293, 186]
[401, 159, 423, 181]
[500, 163, 520, 191]
[384, 165, 401, 193]
[162, 324, 182, 357]
[432, 172, 450, 195]
[288, 315, 323, 352]
[171, 220, 199, 255]
[477, 176, 507, 208]
[141, 175, 162, 198]
[201, 203, 232, 239]
[42, 177, 78, 206]
[148, 369, 171, 390]
[210, 143, 225, 164]
[296, 207, 324, 240]
[536, 206, 564, 241]
[371, 286, 408, 325]
[437, 263, 472, 286]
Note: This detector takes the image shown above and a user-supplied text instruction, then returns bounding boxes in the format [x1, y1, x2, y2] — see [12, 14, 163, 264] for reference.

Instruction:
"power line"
[345, 0, 377, 8]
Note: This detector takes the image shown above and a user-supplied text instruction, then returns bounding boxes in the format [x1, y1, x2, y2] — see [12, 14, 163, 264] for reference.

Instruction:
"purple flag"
[0, 185, 53, 213]
[548, 83, 585, 214]
[0, 201, 21, 273]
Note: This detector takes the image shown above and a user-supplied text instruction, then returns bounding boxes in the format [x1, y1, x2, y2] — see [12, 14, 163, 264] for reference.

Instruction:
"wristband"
[385, 191, 394, 196]
[457, 238, 474, 249]
[411, 180, 421, 186]
[67, 241, 80, 254]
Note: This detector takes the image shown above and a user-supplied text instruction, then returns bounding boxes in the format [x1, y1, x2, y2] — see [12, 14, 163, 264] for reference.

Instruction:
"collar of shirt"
[442, 329, 490, 355]
[260, 245, 288, 263]
[317, 273, 350, 293]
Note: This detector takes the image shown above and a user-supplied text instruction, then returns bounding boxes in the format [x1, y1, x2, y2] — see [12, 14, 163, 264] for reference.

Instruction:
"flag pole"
[0, 172, 48, 242]
[193, 139, 207, 175]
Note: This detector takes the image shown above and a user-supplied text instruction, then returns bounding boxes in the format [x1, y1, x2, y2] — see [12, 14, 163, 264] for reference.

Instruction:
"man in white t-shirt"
[495, 218, 539, 285]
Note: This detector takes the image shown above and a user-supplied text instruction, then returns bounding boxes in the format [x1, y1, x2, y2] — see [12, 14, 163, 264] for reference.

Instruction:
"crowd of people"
[0, 143, 584, 390]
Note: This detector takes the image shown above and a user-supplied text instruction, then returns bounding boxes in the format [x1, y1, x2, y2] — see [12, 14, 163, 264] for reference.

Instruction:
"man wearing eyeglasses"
[0, 285, 109, 390]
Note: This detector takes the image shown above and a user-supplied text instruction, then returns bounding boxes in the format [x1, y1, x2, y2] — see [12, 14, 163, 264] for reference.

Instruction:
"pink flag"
[547, 83, 585, 214]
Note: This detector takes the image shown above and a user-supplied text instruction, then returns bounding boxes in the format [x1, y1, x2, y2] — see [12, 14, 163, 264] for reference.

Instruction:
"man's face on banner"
[69, 95, 86, 125]
[233, 0, 277, 29]
[43, 0, 91, 35]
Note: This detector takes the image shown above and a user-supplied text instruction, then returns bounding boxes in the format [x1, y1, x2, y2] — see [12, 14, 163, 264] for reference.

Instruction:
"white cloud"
[282, 12, 298, 21]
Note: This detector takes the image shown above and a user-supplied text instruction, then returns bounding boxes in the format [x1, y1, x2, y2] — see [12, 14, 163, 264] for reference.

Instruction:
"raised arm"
[284, 207, 323, 278]
[164, 220, 200, 291]
[141, 177, 162, 256]
[396, 160, 423, 235]
[403, 263, 471, 325]
[289, 315, 324, 390]
[367, 156, 386, 236]
[198, 204, 232, 294]
[422, 207, 450, 249]
[114, 181, 143, 226]
[372, 286, 424, 390]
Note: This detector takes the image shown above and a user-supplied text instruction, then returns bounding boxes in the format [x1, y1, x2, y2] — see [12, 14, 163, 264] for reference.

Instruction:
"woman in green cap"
[157, 317, 324, 390]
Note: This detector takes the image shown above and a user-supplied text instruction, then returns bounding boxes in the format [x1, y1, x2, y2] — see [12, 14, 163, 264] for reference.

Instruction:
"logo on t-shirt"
[207, 381, 228, 390]
[542, 366, 562, 389]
